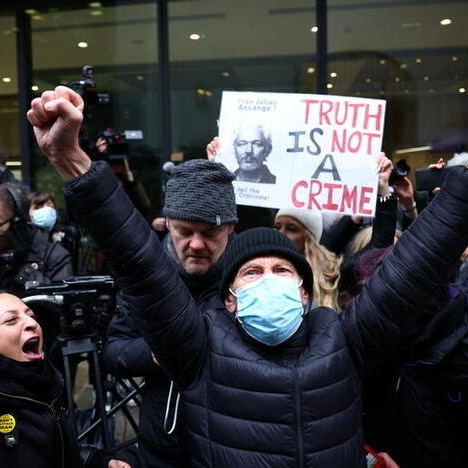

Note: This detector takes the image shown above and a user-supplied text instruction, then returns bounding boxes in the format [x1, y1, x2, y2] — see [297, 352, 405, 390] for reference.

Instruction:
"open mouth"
[22, 337, 43, 360]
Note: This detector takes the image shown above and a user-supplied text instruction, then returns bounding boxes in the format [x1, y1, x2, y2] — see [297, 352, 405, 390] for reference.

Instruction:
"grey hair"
[233, 124, 273, 157]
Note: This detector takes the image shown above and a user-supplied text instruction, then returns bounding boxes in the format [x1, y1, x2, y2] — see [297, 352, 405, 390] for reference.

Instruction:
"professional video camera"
[23, 276, 115, 338]
[97, 128, 144, 161]
[67, 66, 144, 163]
[67, 65, 111, 121]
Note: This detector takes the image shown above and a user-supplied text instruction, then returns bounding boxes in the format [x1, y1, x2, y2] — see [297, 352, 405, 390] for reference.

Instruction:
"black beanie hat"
[220, 227, 313, 298]
[163, 159, 238, 226]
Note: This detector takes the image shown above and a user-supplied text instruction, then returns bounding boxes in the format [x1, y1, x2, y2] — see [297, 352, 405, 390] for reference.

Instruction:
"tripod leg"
[63, 354, 76, 440]
[60, 336, 113, 450]
[90, 349, 112, 449]
[62, 353, 75, 414]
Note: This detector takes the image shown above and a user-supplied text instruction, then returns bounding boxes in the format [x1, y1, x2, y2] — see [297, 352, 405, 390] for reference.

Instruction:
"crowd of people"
[0, 84, 467, 468]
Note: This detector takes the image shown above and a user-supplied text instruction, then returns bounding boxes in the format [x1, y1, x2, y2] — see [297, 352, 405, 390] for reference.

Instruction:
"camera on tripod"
[23, 276, 115, 338]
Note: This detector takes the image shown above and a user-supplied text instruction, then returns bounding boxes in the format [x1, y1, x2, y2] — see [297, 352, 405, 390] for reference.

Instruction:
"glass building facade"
[0, 0, 466, 215]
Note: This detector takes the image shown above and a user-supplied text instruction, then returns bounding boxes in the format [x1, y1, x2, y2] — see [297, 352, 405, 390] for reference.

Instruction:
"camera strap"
[13, 239, 49, 286]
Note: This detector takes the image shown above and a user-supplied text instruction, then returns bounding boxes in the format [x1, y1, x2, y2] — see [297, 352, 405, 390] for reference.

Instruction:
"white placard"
[216, 91, 386, 216]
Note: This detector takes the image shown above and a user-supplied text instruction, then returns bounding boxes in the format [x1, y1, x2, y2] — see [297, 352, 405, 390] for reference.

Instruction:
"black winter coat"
[104, 291, 187, 468]
[64, 161, 468, 467]
[0, 222, 73, 296]
[103, 236, 225, 467]
[0, 356, 83, 468]
[363, 286, 468, 468]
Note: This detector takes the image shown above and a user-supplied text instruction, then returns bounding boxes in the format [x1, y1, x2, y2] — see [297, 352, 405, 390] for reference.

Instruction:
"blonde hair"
[303, 232, 342, 310]
[461, 246, 468, 261]
[348, 226, 373, 255]
[348, 226, 402, 255]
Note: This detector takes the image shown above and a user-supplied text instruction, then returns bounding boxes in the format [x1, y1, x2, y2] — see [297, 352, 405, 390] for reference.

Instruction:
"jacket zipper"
[293, 368, 305, 468]
[0, 391, 66, 468]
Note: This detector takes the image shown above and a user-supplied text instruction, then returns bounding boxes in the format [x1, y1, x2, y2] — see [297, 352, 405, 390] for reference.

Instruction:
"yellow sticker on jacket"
[0, 414, 16, 434]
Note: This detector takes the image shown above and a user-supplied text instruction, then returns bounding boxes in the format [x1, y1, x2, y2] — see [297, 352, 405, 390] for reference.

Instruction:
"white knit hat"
[447, 152, 468, 167]
[275, 208, 323, 241]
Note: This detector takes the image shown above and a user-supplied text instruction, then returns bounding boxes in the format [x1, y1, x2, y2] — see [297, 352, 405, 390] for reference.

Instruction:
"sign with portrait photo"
[216, 91, 386, 216]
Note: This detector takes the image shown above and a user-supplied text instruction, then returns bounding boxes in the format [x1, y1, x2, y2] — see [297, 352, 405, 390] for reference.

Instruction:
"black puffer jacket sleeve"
[322, 195, 397, 255]
[64, 162, 468, 391]
[368, 196, 398, 249]
[64, 161, 207, 389]
[321, 215, 361, 254]
[343, 167, 468, 378]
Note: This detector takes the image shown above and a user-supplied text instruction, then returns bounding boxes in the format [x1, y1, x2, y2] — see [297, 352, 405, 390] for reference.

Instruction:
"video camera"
[23, 276, 115, 338]
[97, 129, 144, 161]
[67, 65, 111, 120]
[67, 66, 144, 163]
[389, 159, 411, 185]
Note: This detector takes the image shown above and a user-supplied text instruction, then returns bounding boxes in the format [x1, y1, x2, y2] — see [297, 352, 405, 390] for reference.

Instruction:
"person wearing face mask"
[221, 229, 312, 345]
[27, 85, 468, 467]
[28, 191, 58, 232]
[30, 204, 57, 230]
[0, 183, 73, 297]
[28, 191, 82, 274]
[0, 292, 131, 468]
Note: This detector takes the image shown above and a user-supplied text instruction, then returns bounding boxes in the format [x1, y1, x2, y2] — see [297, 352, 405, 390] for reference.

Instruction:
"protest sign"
[216, 91, 386, 216]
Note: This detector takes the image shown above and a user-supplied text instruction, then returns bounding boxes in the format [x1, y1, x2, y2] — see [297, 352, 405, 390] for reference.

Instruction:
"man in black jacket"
[103, 159, 238, 467]
[27, 86, 468, 467]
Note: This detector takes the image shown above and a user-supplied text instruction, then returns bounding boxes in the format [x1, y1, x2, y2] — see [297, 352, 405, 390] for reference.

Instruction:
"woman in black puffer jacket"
[0, 292, 85, 468]
[0, 292, 124, 468]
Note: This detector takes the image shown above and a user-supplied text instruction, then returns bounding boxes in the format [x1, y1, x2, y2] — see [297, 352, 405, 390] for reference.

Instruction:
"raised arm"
[344, 166, 468, 377]
[27, 86, 207, 389]
[27, 86, 91, 180]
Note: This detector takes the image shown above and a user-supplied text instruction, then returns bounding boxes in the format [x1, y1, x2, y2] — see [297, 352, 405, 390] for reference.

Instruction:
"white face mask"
[30, 206, 57, 231]
[230, 274, 305, 346]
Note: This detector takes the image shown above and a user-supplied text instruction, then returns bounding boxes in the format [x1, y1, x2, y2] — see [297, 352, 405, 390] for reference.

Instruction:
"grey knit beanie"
[163, 159, 238, 226]
[220, 227, 313, 298]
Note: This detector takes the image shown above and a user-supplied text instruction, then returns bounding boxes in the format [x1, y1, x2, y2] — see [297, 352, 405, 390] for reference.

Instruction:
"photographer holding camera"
[388, 158, 419, 228]
[0, 183, 73, 297]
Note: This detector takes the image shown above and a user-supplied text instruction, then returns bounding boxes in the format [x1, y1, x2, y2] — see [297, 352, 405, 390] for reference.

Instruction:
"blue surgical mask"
[231, 274, 305, 346]
[30, 206, 57, 231]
